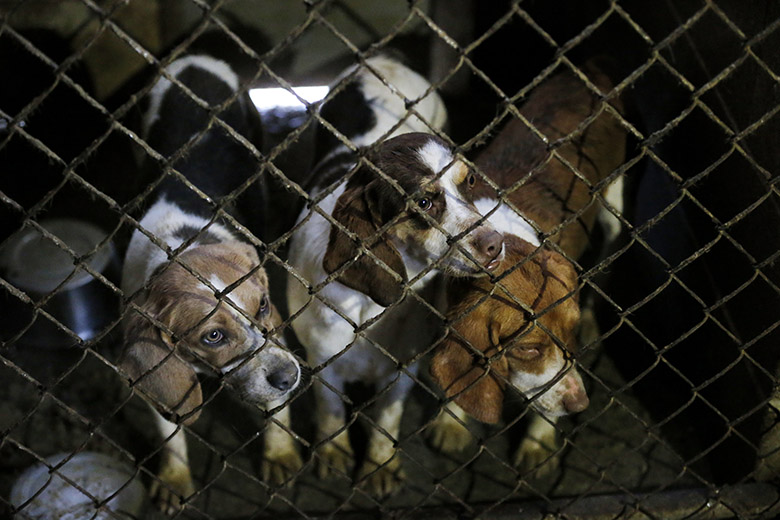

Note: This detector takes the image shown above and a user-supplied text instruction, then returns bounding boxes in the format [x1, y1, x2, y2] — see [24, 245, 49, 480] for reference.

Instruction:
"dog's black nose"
[267, 363, 299, 392]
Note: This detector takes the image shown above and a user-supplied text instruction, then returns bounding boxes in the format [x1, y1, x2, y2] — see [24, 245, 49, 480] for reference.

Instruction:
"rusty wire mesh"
[2, 0, 780, 518]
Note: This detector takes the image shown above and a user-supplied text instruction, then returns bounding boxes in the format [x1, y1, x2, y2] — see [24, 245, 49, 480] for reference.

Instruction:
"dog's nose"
[563, 391, 589, 413]
[561, 373, 589, 413]
[473, 230, 504, 261]
[267, 363, 299, 392]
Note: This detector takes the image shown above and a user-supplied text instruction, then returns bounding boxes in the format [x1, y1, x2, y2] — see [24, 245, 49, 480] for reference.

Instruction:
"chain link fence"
[2, 0, 780, 518]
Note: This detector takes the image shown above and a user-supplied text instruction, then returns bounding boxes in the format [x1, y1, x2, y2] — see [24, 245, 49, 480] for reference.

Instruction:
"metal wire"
[2, 0, 780, 518]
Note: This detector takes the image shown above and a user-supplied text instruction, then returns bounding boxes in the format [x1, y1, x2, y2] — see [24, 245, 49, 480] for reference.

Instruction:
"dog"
[429, 63, 627, 474]
[285, 55, 504, 496]
[119, 53, 302, 514]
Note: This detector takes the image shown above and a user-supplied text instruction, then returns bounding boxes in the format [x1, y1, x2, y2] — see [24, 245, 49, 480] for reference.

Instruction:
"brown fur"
[120, 242, 277, 425]
[431, 236, 579, 423]
[323, 177, 408, 307]
[431, 63, 626, 423]
[323, 133, 503, 306]
[473, 64, 626, 259]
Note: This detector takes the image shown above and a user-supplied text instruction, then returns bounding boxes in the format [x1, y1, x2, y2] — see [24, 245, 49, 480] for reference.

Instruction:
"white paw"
[513, 435, 561, 478]
[357, 454, 404, 498]
[427, 411, 473, 455]
[315, 439, 354, 479]
[261, 447, 304, 486]
[149, 465, 195, 516]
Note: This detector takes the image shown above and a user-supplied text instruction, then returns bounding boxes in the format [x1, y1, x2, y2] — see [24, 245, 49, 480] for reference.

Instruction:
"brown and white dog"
[119, 54, 301, 513]
[430, 63, 627, 473]
[285, 55, 504, 495]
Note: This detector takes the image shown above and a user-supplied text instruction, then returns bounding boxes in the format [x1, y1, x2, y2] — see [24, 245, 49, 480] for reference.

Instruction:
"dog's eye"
[507, 344, 542, 360]
[202, 329, 226, 346]
[258, 295, 269, 315]
[515, 347, 541, 360]
[417, 197, 432, 211]
[467, 173, 476, 187]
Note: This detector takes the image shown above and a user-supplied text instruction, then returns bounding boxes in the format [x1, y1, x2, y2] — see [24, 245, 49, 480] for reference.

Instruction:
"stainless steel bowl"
[0, 218, 120, 348]
[10, 451, 146, 519]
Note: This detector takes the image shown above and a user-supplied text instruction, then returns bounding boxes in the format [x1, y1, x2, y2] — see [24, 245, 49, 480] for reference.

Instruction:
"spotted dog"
[120, 54, 301, 514]
[285, 55, 504, 495]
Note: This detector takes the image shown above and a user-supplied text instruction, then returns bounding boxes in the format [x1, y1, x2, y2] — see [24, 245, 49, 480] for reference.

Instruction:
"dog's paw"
[357, 455, 404, 498]
[149, 467, 195, 516]
[427, 411, 473, 455]
[262, 447, 304, 486]
[315, 439, 354, 479]
[513, 435, 561, 478]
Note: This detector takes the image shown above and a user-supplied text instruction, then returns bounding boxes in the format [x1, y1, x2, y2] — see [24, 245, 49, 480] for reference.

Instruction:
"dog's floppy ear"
[120, 298, 203, 426]
[430, 326, 509, 424]
[323, 179, 407, 307]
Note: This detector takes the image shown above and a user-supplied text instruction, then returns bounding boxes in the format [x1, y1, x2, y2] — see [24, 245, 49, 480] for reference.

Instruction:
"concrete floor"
[0, 322, 699, 519]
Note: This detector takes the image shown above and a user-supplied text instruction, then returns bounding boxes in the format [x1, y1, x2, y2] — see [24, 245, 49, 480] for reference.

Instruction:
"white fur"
[208, 274, 228, 293]
[149, 411, 194, 513]
[143, 55, 240, 137]
[287, 143, 499, 493]
[285, 57, 458, 491]
[208, 274, 257, 321]
[513, 412, 560, 474]
[334, 55, 447, 150]
[428, 164, 504, 272]
[416, 139, 453, 173]
[154, 412, 190, 470]
[509, 346, 584, 418]
[365, 399, 404, 465]
[124, 52, 302, 497]
[600, 174, 625, 244]
[475, 197, 540, 247]
[416, 143, 496, 265]
[124, 196, 300, 394]
[121, 198, 237, 297]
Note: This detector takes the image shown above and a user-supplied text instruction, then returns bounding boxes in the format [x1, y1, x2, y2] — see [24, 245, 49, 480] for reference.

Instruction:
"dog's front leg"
[150, 412, 196, 515]
[357, 371, 415, 497]
[313, 367, 353, 479]
[261, 402, 303, 486]
[427, 401, 475, 455]
[514, 413, 561, 477]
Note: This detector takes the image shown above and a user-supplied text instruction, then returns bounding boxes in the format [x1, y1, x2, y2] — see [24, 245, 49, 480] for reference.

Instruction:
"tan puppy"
[122, 242, 296, 424]
[433, 235, 586, 424]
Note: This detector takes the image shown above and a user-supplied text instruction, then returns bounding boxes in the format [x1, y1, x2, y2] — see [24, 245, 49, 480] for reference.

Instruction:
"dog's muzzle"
[265, 357, 300, 392]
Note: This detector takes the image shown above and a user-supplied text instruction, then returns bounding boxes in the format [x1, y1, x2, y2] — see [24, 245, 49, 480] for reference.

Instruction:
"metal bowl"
[10, 451, 146, 519]
[0, 218, 120, 348]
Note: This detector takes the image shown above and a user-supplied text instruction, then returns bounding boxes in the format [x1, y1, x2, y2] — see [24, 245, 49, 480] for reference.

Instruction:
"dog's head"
[430, 235, 588, 423]
[323, 133, 504, 306]
[120, 242, 300, 425]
